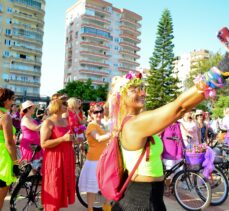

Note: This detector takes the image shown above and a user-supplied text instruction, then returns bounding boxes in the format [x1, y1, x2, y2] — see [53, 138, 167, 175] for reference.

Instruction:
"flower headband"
[112, 71, 143, 95]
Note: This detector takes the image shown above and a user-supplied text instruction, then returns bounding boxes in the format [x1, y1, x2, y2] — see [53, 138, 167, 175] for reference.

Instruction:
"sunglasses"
[196, 114, 203, 117]
[62, 101, 68, 106]
[93, 109, 104, 114]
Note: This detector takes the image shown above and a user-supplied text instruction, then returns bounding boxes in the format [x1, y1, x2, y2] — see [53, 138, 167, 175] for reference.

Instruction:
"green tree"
[146, 9, 180, 110]
[211, 96, 229, 118]
[58, 79, 108, 101]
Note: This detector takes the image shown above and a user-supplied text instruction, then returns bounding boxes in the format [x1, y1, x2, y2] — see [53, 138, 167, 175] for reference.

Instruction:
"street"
[3, 193, 229, 211]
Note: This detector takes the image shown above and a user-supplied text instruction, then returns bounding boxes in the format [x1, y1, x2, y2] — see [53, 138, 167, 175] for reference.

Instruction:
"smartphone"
[217, 27, 229, 46]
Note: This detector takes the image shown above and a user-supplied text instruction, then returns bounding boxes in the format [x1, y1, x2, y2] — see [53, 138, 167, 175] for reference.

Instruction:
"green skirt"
[0, 143, 16, 186]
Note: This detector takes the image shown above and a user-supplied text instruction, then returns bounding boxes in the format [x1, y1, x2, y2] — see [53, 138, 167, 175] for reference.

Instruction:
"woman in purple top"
[20, 100, 43, 161]
[9, 104, 21, 134]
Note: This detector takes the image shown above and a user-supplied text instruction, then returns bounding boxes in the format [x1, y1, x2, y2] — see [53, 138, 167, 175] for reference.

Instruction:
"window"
[14, 0, 41, 10]
[5, 39, 11, 46]
[7, 7, 13, 13]
[0, 4, 3, 12]
[114, 38, 119, 42]
[5, 29, 11, 35]
[85, 9, 95, 16]
[3, 51, 10, 57]
[6, 18, 12, 24]
[81, 27, 111, 39]
[114, 46, 119, 50]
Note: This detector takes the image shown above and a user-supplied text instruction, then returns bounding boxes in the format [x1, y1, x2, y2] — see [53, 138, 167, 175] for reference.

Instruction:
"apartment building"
[174, 49, 210, 89]
[0, 0, 45, 98]
[64, 0, 141, 86]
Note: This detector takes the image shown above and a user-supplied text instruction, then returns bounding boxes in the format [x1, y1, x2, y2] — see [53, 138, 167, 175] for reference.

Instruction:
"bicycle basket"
[185, 152, 205, 166]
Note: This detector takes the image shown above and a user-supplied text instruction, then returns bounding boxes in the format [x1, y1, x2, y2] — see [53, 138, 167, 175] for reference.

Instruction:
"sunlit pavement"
[3, 194, 229, 210]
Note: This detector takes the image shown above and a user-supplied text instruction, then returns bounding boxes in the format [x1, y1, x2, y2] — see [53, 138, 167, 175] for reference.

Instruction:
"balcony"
[10, 45, 42, 56]
[11, 57, 41, 66]
[13, 1, 45, 16]
[119, 50, 140, 59]
[120, 25, 141, 36]
[120, 17, 141, 28]
[79, 68, 109, 76]
[12, 35, 43, 46]
[9, 68, 41, 77]
[13, 12, 44, 26]
[82, 15, 111, 25]
[119, 58, 140, 67]
[9, 79, 40, 87]
[119, 41, 140, 51]
[79, 60, 109, 68]
[86, 4, 111, 16]
[79, 76, 107, 85]
[14, 91, 40, 97]
[81, 23, 110, 33]
[80, 51, 110, 59]
[81, 33, 110, 42]
[118, 67, 136, 73]
[13, 22, 44, 34]
[80, 41, 110, 50]
[120, 33, 140, 43]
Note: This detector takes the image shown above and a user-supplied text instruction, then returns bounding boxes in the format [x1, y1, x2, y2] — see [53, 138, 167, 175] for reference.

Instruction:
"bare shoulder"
[42, 118, 54, 129]
[0, 112, 12, 123]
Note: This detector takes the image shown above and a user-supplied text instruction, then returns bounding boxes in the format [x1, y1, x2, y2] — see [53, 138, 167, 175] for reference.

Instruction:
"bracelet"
[13, 159, 20, 165]
[194, 67, 226, 98]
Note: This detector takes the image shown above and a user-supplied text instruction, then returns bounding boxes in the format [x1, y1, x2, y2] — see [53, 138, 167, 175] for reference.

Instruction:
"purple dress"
[20, 120, 43, 161]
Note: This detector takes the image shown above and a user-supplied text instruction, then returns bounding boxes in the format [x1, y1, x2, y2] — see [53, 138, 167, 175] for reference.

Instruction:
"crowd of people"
[0, 48, 229, 211]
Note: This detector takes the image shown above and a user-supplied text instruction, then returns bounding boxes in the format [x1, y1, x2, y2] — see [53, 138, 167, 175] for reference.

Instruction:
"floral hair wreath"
[119, 71, 143, 95]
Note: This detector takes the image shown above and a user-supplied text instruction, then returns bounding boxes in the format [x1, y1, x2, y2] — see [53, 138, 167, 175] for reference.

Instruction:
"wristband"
[194, 67, 226, 99]
[13, 159, 20, 165]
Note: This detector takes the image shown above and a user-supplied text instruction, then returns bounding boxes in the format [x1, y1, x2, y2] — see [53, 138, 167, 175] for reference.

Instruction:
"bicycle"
[164, 137, 212, 211]
[202, 141, 229, 206]
[10, 144, 43, 211]
[212, 141, 229, 179]
[74, 135, 105, 211]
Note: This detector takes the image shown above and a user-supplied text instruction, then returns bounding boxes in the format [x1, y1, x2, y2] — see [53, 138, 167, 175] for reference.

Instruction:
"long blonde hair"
[108, 73, 142, 135]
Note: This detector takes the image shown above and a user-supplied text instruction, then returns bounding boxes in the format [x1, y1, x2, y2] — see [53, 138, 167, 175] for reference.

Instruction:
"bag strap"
[117, 115, 133, 135]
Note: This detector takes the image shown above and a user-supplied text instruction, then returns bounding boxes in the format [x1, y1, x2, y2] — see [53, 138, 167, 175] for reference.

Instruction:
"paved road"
[3, 194, 229, 211]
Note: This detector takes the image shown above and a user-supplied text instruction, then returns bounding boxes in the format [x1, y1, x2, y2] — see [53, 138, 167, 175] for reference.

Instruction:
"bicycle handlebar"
[166, 136, 181, 141]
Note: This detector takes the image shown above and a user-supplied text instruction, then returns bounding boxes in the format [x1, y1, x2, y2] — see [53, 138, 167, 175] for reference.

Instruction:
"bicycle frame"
[10, 145, 42, 210]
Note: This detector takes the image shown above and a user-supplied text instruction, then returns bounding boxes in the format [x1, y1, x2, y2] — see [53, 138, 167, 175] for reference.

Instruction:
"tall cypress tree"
[146, 9, 180, 110]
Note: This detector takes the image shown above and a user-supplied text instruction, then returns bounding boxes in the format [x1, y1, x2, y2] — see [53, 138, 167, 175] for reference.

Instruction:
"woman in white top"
[180, 111, 200, 147]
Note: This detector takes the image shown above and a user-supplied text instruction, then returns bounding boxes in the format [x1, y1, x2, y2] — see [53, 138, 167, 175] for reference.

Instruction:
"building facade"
[64, 0, 141, 86]
[174, 49, 210, 90]
[0, 0, 45, 98]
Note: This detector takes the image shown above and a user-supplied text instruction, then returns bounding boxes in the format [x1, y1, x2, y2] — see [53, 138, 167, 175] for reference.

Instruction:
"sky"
[40, 0, 229, 96]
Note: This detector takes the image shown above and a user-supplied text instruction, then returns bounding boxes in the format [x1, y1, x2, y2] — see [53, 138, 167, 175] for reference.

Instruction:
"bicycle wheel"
[173, 170, 211, 211]
[76, 176, 104, 211]
[203, 166, 228, 206]
[10, 175, 42, 211]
